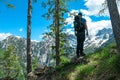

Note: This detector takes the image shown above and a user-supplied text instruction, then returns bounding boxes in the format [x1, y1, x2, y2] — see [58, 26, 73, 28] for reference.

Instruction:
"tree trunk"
[55, 0, 60, 65]
[107, 0, 120, 53]
[27, 0, 32, 74]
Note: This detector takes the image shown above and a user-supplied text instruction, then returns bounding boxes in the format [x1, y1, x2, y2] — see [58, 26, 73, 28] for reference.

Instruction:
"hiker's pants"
[76, 31, 85, 56]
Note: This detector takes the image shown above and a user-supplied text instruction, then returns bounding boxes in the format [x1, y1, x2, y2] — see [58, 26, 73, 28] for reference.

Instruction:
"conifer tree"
[107, 0, 120, 53]
[0, 46, 21, 79]
[27, 0, 32, 74]
[42, 0, 74, 65]
[26, 0, 37, 74]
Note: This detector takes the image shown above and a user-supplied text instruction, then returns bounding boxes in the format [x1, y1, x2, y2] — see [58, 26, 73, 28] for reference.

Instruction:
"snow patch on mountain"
[0, 33, 12, 41]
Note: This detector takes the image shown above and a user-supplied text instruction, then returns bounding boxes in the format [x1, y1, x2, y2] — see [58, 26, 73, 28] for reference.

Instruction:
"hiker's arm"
[74, 28, 77, 36]
[75, 30, 77, 36]
[84, 22, 88, 36]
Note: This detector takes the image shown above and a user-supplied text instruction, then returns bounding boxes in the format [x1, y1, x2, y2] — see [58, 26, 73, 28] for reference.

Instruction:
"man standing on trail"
[74, 12, 88, 58]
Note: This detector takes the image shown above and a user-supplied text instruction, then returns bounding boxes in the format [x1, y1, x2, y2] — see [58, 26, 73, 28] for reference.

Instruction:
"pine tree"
[42, 0, 73, 66]
[0, 46, 21, 79]
[26, 0, 37, 74]
[27, 0, 32, 74]
[55, 0, 60, 65]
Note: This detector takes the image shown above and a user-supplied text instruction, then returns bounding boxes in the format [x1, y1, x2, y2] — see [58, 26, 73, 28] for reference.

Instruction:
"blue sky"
[0, 0, 49, 41]
[0, 0, 119, 41]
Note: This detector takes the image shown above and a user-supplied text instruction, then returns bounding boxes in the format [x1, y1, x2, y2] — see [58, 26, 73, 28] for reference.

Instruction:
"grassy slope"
[55, 44, 120, 80]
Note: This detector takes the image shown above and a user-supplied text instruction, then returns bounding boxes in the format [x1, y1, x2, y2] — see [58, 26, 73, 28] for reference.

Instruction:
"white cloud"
[81, 0, 109, 16]
[19, 28, 23, 32]
[66, 29, 74, 35]
[39, 34, 43, 39]
[0, 33, 12, 41]
[82, 0, 120, 16]
[65, 17, 74, 26]
[68, 10, 79, 17]
[86, 17, 111, 35]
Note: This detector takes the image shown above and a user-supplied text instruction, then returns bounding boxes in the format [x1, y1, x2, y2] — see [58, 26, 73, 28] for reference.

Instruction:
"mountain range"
[0, 28, 114, 66]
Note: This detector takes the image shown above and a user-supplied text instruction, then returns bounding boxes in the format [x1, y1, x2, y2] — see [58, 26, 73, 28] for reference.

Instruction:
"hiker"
[74, 12, 88, 58]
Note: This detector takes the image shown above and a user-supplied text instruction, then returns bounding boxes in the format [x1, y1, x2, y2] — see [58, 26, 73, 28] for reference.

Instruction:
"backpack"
[74, 16, 85, 32]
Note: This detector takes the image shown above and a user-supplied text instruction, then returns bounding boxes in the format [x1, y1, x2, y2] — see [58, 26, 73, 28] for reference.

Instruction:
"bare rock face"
[27, 66, 56, 80]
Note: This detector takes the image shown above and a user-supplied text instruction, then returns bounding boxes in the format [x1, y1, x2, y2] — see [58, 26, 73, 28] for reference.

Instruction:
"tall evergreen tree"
[55, 0, 60, 65]
[0, 46, 21, 79]
[27, 0, 32, 74]
[107, 0, 120, 53]
[42, 0, 73, 65]
[26, 0, 37, 74]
